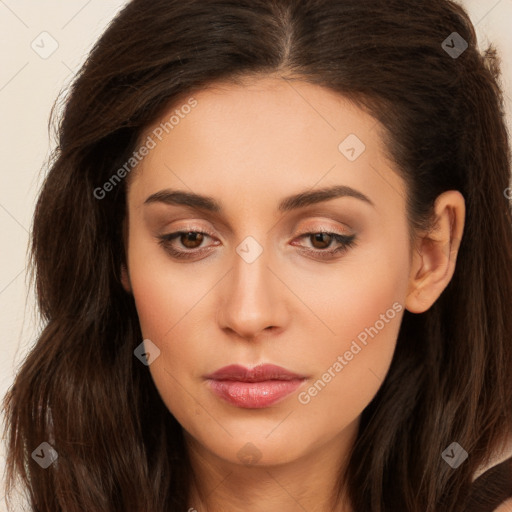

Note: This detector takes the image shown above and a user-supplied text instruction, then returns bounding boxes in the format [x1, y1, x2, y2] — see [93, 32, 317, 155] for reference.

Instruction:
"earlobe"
[405, 190, 465, 314]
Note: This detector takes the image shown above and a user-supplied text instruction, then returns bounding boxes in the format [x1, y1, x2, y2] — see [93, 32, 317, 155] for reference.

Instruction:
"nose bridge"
[218, 233, 284, 338]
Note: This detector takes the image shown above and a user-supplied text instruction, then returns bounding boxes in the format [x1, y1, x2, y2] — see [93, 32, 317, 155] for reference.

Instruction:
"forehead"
[127, 77, 406, 219]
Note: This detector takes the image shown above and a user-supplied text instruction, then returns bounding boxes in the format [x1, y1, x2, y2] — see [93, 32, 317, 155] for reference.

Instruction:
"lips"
[204, 364, 305, 382]
[204, 364, 307, 408]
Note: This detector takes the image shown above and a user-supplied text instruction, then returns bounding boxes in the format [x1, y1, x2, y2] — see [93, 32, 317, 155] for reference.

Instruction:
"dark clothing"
[466, 456, 512, 511]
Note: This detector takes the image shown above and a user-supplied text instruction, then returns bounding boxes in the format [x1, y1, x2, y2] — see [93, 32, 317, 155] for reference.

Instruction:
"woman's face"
[122, 77, 412, 467]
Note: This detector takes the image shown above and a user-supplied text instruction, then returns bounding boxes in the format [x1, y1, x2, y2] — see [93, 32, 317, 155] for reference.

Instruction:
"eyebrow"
[144, 185, 375, 212]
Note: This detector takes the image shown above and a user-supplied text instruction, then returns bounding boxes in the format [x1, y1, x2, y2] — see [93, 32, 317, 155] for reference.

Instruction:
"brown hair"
[3, 0, 512, 510]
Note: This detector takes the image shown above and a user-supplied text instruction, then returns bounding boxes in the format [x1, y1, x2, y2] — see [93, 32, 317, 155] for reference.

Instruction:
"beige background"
[1, 0, 511, 509]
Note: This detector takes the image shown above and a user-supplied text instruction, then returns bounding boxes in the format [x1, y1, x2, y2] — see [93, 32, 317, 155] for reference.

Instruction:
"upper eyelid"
[148, 205, 360, 236]
[161, 217, 354, 237]
[162, 226, 352, 242]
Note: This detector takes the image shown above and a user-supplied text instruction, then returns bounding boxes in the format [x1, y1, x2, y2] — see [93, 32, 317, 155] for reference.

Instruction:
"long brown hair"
[3, 0, 512, 510]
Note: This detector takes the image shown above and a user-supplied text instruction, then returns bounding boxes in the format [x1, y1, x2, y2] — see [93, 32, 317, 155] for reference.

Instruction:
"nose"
[216, 244, 288, 341]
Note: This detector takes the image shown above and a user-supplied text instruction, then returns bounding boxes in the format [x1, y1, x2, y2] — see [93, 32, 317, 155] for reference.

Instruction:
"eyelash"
[157, 228, 357, 261]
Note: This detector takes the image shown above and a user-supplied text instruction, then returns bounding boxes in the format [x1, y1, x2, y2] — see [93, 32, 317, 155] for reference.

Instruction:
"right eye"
[157, 229, 220, 260]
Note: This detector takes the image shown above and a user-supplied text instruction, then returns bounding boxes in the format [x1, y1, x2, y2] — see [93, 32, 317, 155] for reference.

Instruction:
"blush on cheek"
[130, 281, 169, 339]
[329, 279, 404, 347]
[129, 262, 192, 338]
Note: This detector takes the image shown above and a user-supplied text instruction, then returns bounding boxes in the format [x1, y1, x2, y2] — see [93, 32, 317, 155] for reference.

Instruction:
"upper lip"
[205, 364, 305, 382]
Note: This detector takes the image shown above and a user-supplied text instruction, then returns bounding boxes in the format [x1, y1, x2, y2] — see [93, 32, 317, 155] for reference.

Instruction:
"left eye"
[157, 230, 357, 260]
[292, 231, 357, 257]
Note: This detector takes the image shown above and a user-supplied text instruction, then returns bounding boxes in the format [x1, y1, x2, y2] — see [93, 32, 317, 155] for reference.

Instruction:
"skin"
[121, 75, 465, 512]
[496, 500, 512, 512]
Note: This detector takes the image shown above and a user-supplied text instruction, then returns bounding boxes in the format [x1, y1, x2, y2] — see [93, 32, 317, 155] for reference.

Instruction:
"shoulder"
[473, 434, 512, 482]
[493, 498, 512, 512]
[469, 435, 512, 512]
[469, 457, 512, 511]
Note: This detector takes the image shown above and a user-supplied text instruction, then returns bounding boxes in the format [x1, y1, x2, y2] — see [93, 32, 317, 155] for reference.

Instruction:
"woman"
[3, 0, 512, 510]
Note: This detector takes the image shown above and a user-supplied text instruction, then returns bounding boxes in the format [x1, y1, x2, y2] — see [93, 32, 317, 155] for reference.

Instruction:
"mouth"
[204, 364, 307, 409]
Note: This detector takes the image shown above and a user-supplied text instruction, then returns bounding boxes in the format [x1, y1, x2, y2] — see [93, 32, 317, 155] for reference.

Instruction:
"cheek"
[294, 293, 404, 439]
[128, 257, 206, 425]
[294, 239, 408, 422]
[126, 238, 214, 403]
[126, 233, 206, 339]
[294, 230, 408, 352]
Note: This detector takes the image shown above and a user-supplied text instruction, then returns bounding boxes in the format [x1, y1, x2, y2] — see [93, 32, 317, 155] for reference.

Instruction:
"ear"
[405, 190, 465, 314]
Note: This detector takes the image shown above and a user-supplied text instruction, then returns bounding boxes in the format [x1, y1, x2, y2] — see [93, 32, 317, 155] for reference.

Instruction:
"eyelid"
[160, 221, 352, 243]
[295, 226, 352, 238]
[296, 217, 353, 234]
[160, 223, 218, 238]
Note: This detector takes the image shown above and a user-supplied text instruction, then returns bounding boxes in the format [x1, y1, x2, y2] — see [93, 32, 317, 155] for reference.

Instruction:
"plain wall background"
[0, 0, 511, 509]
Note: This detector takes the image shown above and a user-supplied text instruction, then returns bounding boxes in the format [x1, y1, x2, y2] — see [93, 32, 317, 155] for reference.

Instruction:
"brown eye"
[180, 232, 205, 249]
[309, 233, 333, 249]
[292, 230, 357, 260]
[157, 229, 219, 261]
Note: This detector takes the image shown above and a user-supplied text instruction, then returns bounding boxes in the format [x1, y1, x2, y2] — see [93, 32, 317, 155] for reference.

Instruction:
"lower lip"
[207, 379, 305, 408]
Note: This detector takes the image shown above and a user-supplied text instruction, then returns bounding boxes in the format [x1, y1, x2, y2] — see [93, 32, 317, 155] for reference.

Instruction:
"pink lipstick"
[204, 364, 306, 408]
